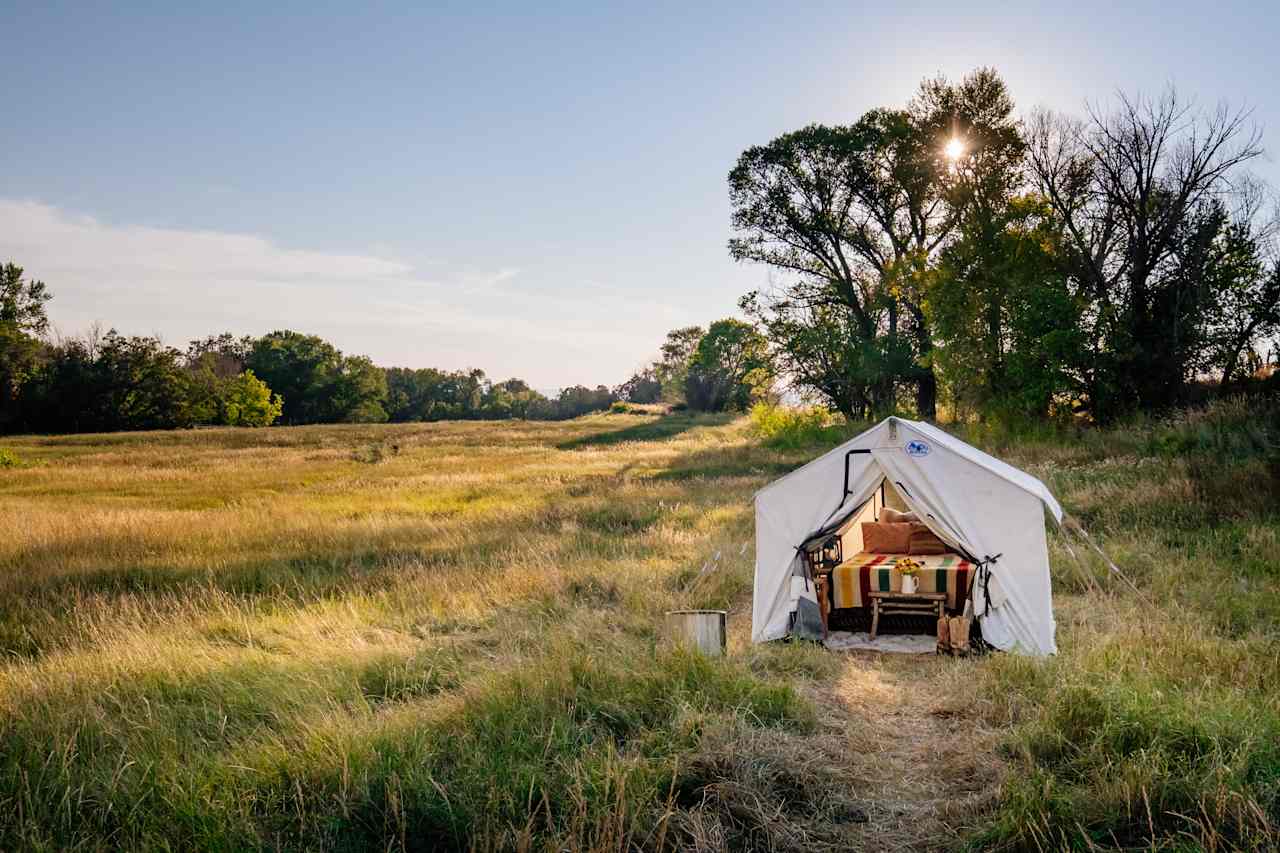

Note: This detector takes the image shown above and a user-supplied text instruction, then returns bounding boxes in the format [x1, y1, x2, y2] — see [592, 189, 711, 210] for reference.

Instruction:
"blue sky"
[3, 1, 1277, 389]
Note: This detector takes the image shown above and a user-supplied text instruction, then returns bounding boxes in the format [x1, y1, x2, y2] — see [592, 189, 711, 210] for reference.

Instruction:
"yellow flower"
[895, 557, 922, 576]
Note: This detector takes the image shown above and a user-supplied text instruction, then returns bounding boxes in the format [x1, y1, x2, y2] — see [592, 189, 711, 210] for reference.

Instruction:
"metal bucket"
[664, 609, 727, 657]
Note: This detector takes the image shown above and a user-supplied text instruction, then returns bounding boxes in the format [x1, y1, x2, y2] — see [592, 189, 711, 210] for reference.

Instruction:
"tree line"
[727, 69, 1279, 422]
[0, 267, 630, 434]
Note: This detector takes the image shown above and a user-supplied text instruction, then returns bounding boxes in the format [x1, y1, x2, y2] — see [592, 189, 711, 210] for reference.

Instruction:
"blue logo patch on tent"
[905, 440, 931, 457]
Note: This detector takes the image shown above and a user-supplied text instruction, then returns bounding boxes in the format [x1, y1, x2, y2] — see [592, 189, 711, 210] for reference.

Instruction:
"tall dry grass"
[0, 399, 1277, 850]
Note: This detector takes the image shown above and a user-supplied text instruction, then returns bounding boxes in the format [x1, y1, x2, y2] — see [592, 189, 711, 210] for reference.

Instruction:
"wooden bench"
[869, 591, 945, 640]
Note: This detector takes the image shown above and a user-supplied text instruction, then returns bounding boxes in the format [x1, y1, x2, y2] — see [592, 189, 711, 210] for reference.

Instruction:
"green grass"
[1, 401, 1278, 850]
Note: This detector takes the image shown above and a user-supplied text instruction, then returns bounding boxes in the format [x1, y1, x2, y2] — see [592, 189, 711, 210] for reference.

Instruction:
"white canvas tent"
[752, 416, 1063, 656]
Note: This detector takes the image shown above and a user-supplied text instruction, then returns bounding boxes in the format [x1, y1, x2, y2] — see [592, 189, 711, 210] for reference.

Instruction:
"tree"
[14, 335, 99, 433]
[615, 366, 663, 404]
[928, 194, 1086, 418]
[728, 69, 1021, 418]
[1191, 195, 1280, 386]
[654, 326, 704, 402]
[245, 331, 388, 424]
[222, 370, 284, 426]
[0, 263, 52, 336]
[385, 366, 450, 421]
[245, 331, 345, 424]
[93, 332, 193, 431]
[384, 368, 550, 422]
[15, 331, 192, 433]
[185, 355, 284, 427]
[544, 384, 617, 419]
[329, 355, 388, 423]
[684, 319, 773, 412]
[0, 324, 44, 429]
[485, 378, 545, 419]
[729, 123, 892, 412]
[1027, 88, 1265, 415]
[0, 263, 53, 428]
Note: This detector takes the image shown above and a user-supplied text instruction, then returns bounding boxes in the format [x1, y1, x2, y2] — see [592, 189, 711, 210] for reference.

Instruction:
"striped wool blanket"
[829, 552, 974, 611]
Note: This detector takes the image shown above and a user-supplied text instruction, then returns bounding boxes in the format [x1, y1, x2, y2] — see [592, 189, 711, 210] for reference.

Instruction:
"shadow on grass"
[556, 414, 731, 449]
[653, 441, 800, 482]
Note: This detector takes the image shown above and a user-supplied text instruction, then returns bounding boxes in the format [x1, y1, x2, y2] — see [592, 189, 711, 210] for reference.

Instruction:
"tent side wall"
[751, 424, 889, 642]
[874, 422, 1057, 654]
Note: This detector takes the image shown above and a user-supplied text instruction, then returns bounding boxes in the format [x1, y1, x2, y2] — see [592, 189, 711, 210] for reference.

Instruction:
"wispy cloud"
[0, 199, 416, 288]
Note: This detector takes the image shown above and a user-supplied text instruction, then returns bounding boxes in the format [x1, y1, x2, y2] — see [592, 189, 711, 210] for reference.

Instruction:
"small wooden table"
[869, 591, 945, 640]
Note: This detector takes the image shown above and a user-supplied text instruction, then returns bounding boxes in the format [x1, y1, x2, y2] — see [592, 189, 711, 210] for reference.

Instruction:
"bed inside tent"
[798, 478, 979, 638]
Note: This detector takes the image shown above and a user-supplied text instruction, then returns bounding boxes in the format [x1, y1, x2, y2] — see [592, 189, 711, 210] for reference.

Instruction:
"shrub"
[0, 448, 18, 468]
[1147, 395, 1279, 461]
[749, 403, 845, 449]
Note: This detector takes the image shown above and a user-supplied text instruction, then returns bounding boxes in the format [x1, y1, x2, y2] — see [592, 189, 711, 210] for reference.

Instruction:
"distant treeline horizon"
[0, 302, 627, 434]
[0, 262, 774, 434]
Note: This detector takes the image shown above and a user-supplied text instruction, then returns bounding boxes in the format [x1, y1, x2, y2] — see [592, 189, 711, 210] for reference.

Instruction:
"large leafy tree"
[481, 378, 546, 419]
[246, 331, 387, 424]
[0, 263, 51, 335]
[729, 69, 1020, 418]
[928, 195, 1086, 418]
[386, 366, 453, 421]
[0, 263, 53, 427]
[684, 319, 773, 412]
[924, 76, 1089, 419]
[729, 123, 891, 412]
[1027, 88, 1266, 415]
[94, 332, 194, 431]
[245, 331, 345, 424]
[329, 355, 389, 423]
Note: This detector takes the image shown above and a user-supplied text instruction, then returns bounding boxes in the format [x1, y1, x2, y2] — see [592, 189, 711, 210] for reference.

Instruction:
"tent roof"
[755, 416, 1063, 522]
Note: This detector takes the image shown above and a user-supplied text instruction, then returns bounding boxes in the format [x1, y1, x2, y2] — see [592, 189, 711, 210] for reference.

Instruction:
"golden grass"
[1, 405, 1277, 851]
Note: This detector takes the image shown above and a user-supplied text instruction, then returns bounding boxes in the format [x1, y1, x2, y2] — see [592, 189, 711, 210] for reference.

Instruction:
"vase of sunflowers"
[896, 557, 922, 594]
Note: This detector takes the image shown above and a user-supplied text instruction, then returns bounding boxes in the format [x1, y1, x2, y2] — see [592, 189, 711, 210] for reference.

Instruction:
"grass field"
[1, 401, 1278, 851]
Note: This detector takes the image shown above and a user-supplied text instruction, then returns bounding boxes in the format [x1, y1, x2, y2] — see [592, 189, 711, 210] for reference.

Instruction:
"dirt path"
[812, 652, 1007, 852]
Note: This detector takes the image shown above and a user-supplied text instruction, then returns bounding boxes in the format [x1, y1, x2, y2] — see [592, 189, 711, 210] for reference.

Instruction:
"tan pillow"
[907, 522, 949, 555]
[861, 522, 912, 554]
[880, 507, 918, 524]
